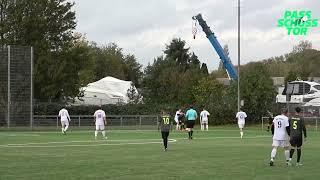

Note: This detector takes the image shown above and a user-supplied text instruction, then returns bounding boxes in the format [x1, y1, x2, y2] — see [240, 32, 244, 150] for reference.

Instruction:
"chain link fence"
[0, 45, 33, 128]
[32, 115, 159, 130]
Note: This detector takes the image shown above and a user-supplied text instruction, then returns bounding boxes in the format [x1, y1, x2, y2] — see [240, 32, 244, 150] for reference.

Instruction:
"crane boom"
[193, 13, 238, 80]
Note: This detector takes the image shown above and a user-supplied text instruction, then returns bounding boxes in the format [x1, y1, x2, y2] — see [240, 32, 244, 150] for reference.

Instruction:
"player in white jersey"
[93, 107, 107, 140]
[200, 108, 210, 131]
[269, 108, 291, 166]
[236, 109, 247, 139]
[58, 107, 71, 135]
[174, 109, 182, 130]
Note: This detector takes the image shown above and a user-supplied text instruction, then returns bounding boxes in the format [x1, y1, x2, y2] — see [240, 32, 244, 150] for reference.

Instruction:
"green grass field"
[0, 127, 319, 180]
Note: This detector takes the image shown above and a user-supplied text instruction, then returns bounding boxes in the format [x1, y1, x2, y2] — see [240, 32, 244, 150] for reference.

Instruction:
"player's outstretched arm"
[271, 123, 274, 135]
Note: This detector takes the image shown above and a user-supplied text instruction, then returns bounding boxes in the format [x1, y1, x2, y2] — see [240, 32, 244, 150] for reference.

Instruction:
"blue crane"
[192, 13, 238, 80]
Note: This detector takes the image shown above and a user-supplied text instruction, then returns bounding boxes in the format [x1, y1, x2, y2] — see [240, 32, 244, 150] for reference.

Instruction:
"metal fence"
[32, 115, 159, 130]
[0, 45, 33, 128]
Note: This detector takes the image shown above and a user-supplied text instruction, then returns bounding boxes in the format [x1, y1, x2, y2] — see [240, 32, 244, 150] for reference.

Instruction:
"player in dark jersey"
[158, 111, 172, 151]
[288, 107, 307, 166]
[266, 111, 273, 132]
[178, 112, 185, 131]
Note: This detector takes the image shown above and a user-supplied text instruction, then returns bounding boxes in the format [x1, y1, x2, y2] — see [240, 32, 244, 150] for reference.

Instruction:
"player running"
[158, 110, 172, 151]
[185, 105, 197, 140]
[58, 107, 71, 135]
[93, 106, 107, 140]
[174, 109, 182, 131]
[269, 108, 291, 166]
[200, 108, 210, 131]
[288, 107, 307, 166]
[178, 111, 185, 131]
[236, 109, 247, 139]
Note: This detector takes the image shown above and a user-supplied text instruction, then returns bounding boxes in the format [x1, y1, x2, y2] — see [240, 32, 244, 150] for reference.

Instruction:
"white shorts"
[272, 140, 290, 147]
[96, 124, 105, 131]
[238, 123, 245, 129]
[201, 121, 208, 125]
[61, 121, 69, 127]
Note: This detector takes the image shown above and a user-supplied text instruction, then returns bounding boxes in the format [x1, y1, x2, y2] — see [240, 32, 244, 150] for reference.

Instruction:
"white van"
[276, 81, 320, 103]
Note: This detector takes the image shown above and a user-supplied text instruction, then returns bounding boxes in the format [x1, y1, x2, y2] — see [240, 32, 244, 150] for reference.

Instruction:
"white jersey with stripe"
[272, 114, 289, 140]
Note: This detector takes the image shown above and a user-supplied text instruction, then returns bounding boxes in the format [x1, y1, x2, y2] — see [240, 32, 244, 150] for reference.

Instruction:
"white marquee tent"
[74, 76, 137, 105]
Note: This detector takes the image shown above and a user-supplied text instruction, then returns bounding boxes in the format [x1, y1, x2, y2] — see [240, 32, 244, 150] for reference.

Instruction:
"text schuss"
[278, 10, 318, 35]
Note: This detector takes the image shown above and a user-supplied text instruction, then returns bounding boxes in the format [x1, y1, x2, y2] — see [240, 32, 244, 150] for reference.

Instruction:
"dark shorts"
[186, 120, 195, 128]
[161, 131, 169, 139]
[290, 136, 303, 147]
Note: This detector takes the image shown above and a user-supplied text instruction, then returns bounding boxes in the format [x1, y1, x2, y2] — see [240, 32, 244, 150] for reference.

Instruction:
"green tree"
[127, 82, 142, 104]
[0, 0, 81, 100]
[123, 54, 143, 87]
[200, 63, 209, 75]
[285, 70, 299, 83]
[292, 40, 312, 54]
[142, 38, 206, 105]
[240, 62, 276, 123]
[164, 38, 190, 71]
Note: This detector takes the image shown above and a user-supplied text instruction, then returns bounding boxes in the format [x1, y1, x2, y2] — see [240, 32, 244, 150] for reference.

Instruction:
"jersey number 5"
[293, 121, 297, 129]
[163, 117, 170, 125]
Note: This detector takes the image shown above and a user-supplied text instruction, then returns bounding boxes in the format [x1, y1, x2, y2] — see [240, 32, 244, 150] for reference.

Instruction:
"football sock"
[95, 130, 98, 138]
[102, 130, 106, 137]
[271, 148, 277, 160]
[206, 125, 208, 131]
[64, 125, 69, 131]
[61, 128, 64, 132]
[285, 150, 290, 161]
[290, 149, 295, 158]
[297, 149, 301, 163]
[191, 130, 193, 137]
[164, 138, 168, 148]
[240, 132, 243, 138]
[188, 131, 191, 139]
[201, 125, 204, 130]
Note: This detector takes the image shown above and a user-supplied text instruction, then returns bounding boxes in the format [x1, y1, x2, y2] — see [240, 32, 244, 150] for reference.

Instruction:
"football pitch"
[0, 127, 319, 180]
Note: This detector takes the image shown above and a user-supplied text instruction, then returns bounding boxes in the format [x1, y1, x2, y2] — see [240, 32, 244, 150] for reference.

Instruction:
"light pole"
[237, 0, 241, 112]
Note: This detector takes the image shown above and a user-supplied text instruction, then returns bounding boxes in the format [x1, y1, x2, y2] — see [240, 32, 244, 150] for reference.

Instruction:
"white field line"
[0, 129, 264, 134]
[0, 139, 177, 148]
[0, 135, 271, 148]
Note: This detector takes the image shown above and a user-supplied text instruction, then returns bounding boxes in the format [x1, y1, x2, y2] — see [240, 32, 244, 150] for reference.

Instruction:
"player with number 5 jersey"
[288, 107, 307, 166]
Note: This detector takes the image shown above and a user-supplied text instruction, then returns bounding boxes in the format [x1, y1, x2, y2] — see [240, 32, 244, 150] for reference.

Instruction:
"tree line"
[1, 0, 319, 124]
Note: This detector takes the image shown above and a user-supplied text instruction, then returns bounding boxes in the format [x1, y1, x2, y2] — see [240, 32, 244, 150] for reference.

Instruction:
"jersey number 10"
[163, 117, 170, 125]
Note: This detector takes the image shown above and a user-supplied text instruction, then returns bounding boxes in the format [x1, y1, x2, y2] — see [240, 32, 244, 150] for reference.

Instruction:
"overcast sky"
[73, 0, 320, 71]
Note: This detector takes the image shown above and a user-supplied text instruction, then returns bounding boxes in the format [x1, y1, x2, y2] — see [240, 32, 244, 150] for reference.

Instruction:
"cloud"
[74, 0, 320, 71]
